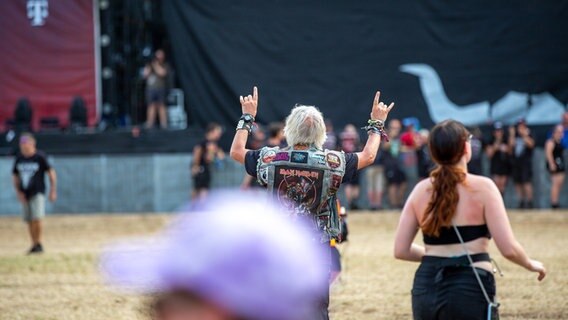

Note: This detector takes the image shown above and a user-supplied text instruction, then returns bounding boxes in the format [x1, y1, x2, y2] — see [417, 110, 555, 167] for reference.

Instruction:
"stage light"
[101, 34, 110, 47]
[102, 67, 113, 79]
[100, 0, 109, 10]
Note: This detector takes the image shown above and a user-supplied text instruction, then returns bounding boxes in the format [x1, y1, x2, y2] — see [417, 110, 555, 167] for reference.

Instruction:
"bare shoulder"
[410, 178, 433, 195]
[466, 174, 498, 192]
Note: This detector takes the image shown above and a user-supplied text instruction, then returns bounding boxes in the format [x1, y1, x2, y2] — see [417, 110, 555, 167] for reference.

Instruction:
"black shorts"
[412, 255, 497, 320]
[193, 171, 211, 190]
[385, 167, 407, 185]
[512, 163, 532, 184]
[146, 88, 167, 104]
[547, 160, 565, 174]
[345, 170, 360, 186]
[490, 160, 511, 176]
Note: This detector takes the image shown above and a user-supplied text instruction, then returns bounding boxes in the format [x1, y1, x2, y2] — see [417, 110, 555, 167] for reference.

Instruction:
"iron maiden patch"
[273, 165, 324, 213]
[326, 153, 341, 168]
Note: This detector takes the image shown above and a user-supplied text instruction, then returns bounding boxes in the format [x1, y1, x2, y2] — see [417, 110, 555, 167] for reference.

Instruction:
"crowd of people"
[13, 86, 554, 319]
[196, 111, 567, 210]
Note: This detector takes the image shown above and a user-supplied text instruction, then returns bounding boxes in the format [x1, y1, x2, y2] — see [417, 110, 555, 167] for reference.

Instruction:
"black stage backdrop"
[163, 1, 568, 135]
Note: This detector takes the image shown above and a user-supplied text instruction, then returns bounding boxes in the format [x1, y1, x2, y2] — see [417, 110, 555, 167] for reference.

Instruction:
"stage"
[0, 127, 215, 155]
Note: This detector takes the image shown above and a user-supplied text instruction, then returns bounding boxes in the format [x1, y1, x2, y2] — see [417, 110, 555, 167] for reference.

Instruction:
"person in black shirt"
[12, 133, 57, 254]
[230, 86, 394, 320]
[467, 127, 484, 175]
[545, 124, 565, 209]
[191, 123, 225, 200]
[485, 122, 512, 197]
[510, 120, 535, 209]
[415, 129, 434, 180]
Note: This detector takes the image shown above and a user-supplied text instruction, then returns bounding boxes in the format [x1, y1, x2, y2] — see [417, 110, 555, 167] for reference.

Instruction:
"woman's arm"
[394, 184, 425, 262]
[356, 91, 394, 169]
[191, 145, 203, 176]
[143, 64, 151, 79]
[230, 87, 258, 164]
[152, 61, 167, 77]
[544, 139, 557, 170]
[485, 139, 498, 158]
[483, 179, 546, 281]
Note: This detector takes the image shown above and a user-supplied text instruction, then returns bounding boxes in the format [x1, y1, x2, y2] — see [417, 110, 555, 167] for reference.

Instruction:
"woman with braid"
[394, 120, 546, 320]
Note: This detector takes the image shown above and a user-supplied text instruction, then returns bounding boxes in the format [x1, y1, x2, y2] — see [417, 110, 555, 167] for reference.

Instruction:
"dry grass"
[0, 211, 567, 319]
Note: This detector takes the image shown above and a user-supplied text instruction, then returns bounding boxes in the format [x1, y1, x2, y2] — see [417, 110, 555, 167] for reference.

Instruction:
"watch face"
[243, 114, 253, 122]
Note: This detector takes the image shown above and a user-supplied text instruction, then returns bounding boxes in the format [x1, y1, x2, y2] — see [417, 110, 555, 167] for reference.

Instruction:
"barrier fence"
[0, 149, 566, 214]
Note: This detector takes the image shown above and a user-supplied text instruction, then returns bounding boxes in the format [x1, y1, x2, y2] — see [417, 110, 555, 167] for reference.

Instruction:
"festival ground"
[0, 210, 566, 319]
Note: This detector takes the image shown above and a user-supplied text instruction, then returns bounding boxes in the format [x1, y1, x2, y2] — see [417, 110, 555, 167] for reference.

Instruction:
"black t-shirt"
[12, 152, 51, 198]
[512, 134, 534, 165]
[416, 145, 434, 179]
[244, 149, 359, 184]
[467, 137, 484, 175]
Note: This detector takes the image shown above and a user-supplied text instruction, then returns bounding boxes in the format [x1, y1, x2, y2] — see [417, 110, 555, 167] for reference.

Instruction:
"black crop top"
[423, 224, 491, 245]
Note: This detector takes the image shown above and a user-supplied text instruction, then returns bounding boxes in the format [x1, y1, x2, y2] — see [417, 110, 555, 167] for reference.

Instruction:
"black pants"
[412, 254, 497, 320]
[316, 242, 331, 320]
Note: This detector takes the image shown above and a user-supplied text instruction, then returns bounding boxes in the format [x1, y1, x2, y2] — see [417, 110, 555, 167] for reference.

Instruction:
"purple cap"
[100, 191, 327, 320]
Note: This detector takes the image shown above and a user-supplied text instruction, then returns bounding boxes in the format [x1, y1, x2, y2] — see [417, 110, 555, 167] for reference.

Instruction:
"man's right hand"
[239, 86, 258, 117]
[370, 91, 394, 121]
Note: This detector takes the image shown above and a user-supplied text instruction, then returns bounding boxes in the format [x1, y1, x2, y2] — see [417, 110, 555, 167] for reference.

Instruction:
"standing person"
[545, 124, 565, 209]
[510, 120, 535, 209]
[485, 122, 511, 197]
[365, 150, 386, 211]
[339, 124, 362, 210]
[394, 120, 546, 320]
[191, 123, 224, 200]
[383, 119, 407, 209]
[12, 133, 57, 254]
[143, 49, 170, 129]
[561, 111, 568, 148]
[415, 129, 434, 180]
[467, 126, 484, 175]
[323, 119, 338, 150]
[230, 86, 394, 320]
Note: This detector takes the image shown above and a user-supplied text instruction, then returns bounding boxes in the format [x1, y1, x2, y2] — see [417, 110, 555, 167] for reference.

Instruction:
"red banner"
[0, 0, 98, 131]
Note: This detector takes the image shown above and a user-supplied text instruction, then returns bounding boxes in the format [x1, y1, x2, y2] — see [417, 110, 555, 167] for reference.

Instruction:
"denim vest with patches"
[256, 145, 346, 240]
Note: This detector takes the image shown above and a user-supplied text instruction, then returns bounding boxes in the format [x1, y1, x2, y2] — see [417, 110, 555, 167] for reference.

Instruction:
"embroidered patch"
[262, 150, 276, 163]
[291, 152, 308, 163]
[274, 152, 290, 161]
[273, 166, 324, 213]
[326, 153, 341, 168]
[330, 174, 342, 191]
[310, 154, 327, 166]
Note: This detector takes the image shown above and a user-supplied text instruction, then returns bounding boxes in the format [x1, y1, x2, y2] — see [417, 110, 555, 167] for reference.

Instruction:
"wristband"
[236, 120, 254, 133]
[236, 114, 255, 133]
[361, 119, 389, 141]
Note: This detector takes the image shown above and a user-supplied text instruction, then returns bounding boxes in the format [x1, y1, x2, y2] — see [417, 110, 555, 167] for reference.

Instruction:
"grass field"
[0, 211, 567, 319]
